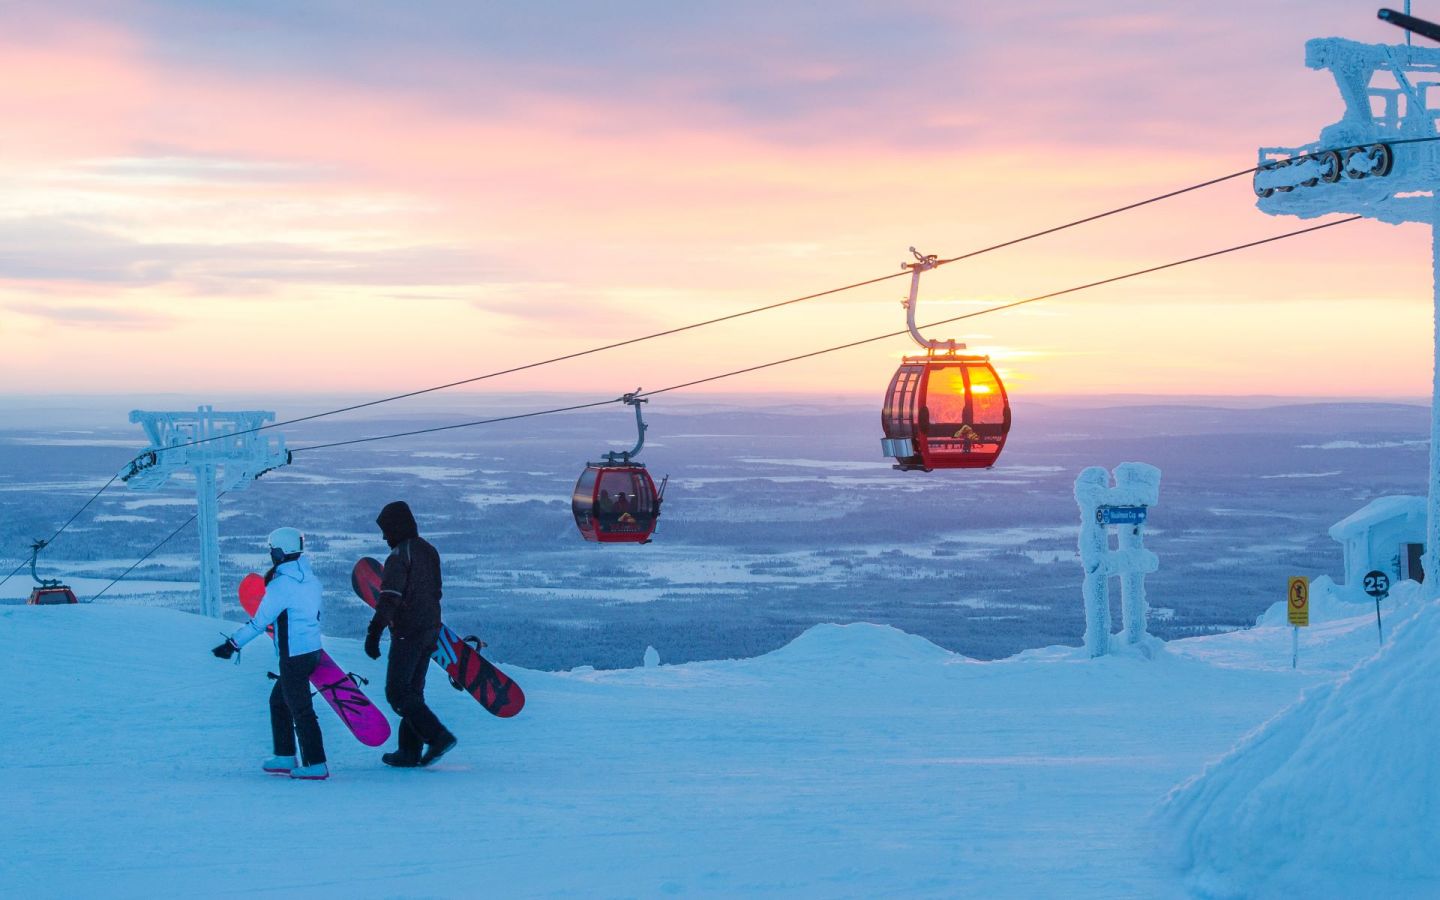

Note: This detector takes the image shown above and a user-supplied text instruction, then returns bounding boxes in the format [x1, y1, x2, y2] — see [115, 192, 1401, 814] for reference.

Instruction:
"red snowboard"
[350, 557, 524, 718]
[238, 573, 392, 747]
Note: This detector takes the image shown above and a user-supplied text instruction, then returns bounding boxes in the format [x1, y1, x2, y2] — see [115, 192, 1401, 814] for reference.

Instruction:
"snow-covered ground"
[4, 596, 1434, 897]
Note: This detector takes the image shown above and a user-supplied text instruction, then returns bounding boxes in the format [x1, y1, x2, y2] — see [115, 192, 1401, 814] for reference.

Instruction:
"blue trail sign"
[1096, 505, 1148, 526]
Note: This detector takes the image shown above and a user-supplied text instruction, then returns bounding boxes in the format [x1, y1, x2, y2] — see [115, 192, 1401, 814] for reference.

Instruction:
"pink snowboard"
[239, 573, 391, 747]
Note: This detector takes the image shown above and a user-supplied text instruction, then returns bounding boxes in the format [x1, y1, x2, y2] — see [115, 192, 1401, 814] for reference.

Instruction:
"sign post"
[1074, 464, 1161, 658]
[1363, 569, 1391, 646]
[1287, 576, 1309, 669]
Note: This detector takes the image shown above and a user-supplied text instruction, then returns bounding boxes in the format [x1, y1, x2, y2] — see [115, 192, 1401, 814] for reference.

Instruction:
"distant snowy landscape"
[2, 396, 1430, 668]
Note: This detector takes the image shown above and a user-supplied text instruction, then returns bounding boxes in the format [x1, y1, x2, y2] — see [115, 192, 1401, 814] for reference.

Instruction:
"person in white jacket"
[212, 527, 328, 780]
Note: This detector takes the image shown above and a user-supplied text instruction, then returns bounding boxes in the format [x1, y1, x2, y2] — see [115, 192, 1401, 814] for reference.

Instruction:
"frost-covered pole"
[1076, 468, 1112, 657]
[1115, 463, 1161, 644]
[1427, 210, 1440, 594]
[196, 462, 220, 618]
[1254, 29, 1440, 594]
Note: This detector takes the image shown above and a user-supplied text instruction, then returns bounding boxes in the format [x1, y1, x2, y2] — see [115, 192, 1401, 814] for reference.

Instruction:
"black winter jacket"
[372, 501, 443, 637]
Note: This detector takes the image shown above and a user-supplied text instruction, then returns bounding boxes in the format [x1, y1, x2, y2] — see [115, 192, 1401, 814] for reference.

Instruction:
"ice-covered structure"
[1256, 26, 1440, 592]
[1329, 495, 1426, 599]
[123, 407, 289, 617]
[1074, 462, 1160, 658]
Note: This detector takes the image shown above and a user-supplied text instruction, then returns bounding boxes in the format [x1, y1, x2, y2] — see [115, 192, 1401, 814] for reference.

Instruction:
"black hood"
[376, 501, 419, 548]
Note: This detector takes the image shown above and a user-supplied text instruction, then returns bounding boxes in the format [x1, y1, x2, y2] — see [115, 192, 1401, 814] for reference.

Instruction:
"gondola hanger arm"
[903, 248, 962, 354]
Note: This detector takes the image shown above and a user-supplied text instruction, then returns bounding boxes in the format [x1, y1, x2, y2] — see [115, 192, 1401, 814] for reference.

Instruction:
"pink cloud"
[0, 4, 1431, 400]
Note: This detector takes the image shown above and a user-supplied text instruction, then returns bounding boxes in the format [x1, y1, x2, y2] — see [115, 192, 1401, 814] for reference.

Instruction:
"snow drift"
[1161, 597, 1440, 898]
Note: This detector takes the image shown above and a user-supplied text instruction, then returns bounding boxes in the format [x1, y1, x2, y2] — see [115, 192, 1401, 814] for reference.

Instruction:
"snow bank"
[757, 622, 958, 666]
[1161, 597, 1440, 898]
[1254, 575, 1425, 627]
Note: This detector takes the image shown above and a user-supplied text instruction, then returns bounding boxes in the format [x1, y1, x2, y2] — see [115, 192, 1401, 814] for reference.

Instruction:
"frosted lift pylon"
[25, 540, 77, 605]
[1257, 8, 1440, 602]
[1379, 7, 1440, 44]
[571, 391, 666, 544]
[879, 248, 1012, 472]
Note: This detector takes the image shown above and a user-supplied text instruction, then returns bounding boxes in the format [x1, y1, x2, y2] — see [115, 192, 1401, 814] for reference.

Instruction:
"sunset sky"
[2, 1, 1436, 401]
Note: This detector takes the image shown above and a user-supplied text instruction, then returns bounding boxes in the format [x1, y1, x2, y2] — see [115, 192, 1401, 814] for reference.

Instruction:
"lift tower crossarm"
[124, 406, 289, 617]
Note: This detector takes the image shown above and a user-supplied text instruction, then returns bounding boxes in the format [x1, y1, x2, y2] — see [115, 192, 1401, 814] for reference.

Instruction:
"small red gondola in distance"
[24, 539, 78, 605]
[881, 249, 1012, 472]
[28, 586, 78, 605]
[572, 392, 665, 544]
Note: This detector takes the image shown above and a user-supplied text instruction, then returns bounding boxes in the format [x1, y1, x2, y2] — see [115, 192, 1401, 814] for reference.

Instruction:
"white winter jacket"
[231, 556, 324, 657]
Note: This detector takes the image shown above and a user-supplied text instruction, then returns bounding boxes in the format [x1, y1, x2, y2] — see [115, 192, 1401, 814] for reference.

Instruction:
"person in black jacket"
[365, 500, 457, 768]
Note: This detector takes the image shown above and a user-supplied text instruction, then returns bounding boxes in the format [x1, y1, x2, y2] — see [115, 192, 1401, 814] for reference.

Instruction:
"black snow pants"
[270, 650, 326, 766]
[386, 628, 449, 760]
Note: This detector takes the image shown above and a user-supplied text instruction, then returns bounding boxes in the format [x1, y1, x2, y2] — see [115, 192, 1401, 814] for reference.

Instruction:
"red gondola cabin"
[881, 355, 1010, 471]
[572, 464, 661, 543]
[27, 586, 78, 605]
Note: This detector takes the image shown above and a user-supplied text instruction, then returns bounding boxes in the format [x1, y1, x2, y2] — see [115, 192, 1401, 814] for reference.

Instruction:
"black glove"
[212, 637, 240, 660]
[364, 622, 383, 660]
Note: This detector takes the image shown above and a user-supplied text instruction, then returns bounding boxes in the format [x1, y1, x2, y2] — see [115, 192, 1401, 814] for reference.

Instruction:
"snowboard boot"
[382, 751, 420, 768]
[419, 732, 457, 767]
[289, 762, 329, 781]
[263, 755, 297, 775]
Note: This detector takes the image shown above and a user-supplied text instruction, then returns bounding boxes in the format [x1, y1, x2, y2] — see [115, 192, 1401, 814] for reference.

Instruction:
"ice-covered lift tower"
[123, 407, 290, 617]
[1255, 10, 1440, 590]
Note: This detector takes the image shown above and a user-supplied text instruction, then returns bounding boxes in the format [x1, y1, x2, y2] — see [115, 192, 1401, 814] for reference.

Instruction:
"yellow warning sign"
[1288, 576, 1310, 627]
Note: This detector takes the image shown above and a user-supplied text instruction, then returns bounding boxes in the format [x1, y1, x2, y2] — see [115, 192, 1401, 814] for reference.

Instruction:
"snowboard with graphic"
[350, 557, 525, 718]
[238, 573, 392, 747]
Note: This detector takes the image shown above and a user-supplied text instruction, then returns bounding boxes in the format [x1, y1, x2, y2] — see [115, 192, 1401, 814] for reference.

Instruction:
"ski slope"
[0, 599, 1433, 898]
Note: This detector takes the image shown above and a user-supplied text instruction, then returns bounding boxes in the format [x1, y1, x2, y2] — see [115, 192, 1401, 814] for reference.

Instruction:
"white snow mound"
[758, 622, 958, 665]
[1161, 597, 1440, 898]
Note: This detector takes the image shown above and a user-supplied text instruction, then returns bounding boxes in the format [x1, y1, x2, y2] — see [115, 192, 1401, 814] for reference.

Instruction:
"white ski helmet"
[267, 526, 304, 556]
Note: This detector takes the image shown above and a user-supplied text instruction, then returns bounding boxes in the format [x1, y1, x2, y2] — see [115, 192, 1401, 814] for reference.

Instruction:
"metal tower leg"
[196, 464, 220, 618]
[1427, 216, 1440, 594]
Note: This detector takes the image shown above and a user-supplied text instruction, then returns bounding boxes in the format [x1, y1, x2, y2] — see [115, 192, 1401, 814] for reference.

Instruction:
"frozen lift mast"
[1255, 6, 1440, 588]
[123, 407, 290, 617]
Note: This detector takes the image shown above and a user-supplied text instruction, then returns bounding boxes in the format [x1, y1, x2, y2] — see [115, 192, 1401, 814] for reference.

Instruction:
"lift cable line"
[278, 215, 1362, 454]
[641, 216, 1363, 397]
[0, 470, 127, 590]
[934, 167, 1257, 265]
[0, 275, 908, 573]
[90, 505, 207, 602]
[95, 147, 1415, 460]
[935, 134, 1440, 266]
[288, 398, 624, 454]
[79, 214, 1361, 600]
[11, 211, 1365, 596]
[194, 271, 917, 442]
